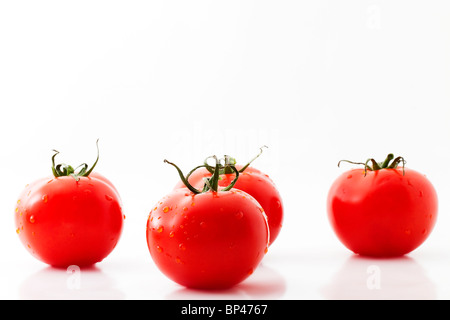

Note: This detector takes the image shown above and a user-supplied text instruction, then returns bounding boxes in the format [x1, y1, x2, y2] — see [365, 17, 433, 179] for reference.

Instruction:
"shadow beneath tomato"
[19, 265, 125, 300]
[320, 254, 436, 300]
[165, 263, 286, 300]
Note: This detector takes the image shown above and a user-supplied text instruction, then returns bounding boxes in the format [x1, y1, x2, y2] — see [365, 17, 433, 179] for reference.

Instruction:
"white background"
[0, 1, 449, 300]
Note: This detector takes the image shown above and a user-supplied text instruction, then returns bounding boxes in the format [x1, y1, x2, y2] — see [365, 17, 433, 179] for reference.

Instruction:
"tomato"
[15, 141, 124, 268]
[327, 154, 438, 257]
[174, 150, 283, 246]
[147, 157, 269, 289]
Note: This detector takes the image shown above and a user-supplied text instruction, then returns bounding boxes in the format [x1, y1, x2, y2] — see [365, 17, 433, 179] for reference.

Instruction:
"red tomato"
[147, 158, 269, 289]
[15, 141, 124, 267]
[174, 151, 283, 246]
[327, 154, 438, 257]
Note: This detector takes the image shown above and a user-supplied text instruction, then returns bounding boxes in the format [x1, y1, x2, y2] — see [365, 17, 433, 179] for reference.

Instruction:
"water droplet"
[191, 202, 195, 207]
[15, 207, 19, 213]
[247, 268, 254, 276]
[405, 229, 411, 235]
[42, 195, 48, 203]
[17, 199, 21, 205]
[264, 247, 269, 254]
[347, 175, 352, 179]
[16, 228, 20, 235]
[29, 215, 35, 224]
[163, 206, 170, 213]
[179, 243, 186, 251]
[157, 226, 164, 233]
[175, 257, 182, 264]
[105, 195, 113, 201]
[156, 245, 163, 253]
[419, 191, 424, 197]
[422, 229, 427, 235]
[200, 221, 207, 228]
[169, 231, 175, 238]
[234, 211, 244, 220]
[183, 207, 188, 212]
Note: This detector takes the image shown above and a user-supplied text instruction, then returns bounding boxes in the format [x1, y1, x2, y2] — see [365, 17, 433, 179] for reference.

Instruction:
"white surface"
[0, 1, 450, 300]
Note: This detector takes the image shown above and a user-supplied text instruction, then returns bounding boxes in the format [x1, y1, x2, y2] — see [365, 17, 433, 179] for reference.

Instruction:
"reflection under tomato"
[321, 255, 436, 300]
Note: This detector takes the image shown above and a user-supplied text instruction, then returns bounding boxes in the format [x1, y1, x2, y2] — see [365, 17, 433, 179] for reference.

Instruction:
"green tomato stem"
[165, 155, 239, 194]
[51, 139, 100, 181]
[338, 153, 406, 176]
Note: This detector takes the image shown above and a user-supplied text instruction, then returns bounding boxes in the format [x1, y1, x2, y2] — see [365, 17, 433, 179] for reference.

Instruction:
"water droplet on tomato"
[175, 257, 182, 264]
[179, 243, 186, 251]
[200, 221, 207, 228]
[42, 195, 48, 203]
[169, 231, 175, 238]
[422, 229, 427, 235]
[157, 226, 164, 233]
[105, 195, 113, 201]
[16, 228, 20, 235]
[163, 206, 170, 213]
[405, 229, 411, 235]
[29, 215, 35, 224]
[419, 191, 424, 197]
[235, 211, 244, 220]
[247, 268, 254, 276]
[347, 175, 352, 179]
[264, 247, 269, 254]
[156, 245, 163, 253]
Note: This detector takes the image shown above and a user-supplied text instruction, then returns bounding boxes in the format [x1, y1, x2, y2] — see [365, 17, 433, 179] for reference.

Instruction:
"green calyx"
[51, 139, 100, 181]
[197, 145, 268, 177]
[338, 153, 406, 176]
[164, 155, 239, 195]
[165, 146, 269, 194]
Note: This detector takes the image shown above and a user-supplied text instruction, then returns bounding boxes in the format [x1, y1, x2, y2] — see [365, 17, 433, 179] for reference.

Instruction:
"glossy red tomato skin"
[327, 168, 438, 257]
[15, 174, 124, 268]
[174, 165, 283, 246]
[146, 188, 269, 289]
